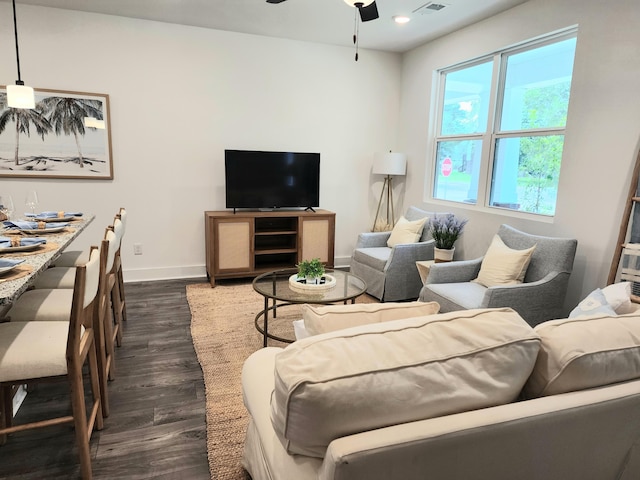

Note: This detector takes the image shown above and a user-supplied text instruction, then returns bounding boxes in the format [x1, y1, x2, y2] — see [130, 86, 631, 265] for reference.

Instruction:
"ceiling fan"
[266, 0, 379, 22]
[266, 0, 380, 60]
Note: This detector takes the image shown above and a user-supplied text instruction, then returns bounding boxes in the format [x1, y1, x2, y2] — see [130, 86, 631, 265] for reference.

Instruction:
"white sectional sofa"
[241, 306, 640, 480]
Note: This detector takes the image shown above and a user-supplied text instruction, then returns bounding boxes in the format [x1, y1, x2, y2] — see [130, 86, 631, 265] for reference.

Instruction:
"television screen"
[225, 150, 320, 210]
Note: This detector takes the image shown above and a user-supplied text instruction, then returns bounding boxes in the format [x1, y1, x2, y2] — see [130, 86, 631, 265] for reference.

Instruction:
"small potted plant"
[297, 258, 325, 284]
[428, 214, 468, 262]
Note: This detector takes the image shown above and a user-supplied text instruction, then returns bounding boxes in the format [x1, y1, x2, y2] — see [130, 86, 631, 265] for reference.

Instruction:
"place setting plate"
[0, 259, 25, 275]
[25, 212, 83, 223]
[33, 216, 77, 222]
[19, 226, 66, 234]
[0, 243, 43, 253]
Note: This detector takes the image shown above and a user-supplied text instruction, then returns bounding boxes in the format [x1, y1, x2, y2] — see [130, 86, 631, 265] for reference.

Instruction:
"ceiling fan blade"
[358, 1, 379, 22]
[266, 0, 287, 3]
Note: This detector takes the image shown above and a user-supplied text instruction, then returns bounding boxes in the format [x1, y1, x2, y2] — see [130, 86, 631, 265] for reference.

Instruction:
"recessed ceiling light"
[393, 15, 411, 24]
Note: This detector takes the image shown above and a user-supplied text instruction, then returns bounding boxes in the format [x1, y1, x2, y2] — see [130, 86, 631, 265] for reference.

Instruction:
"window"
[431, 30, 577, 216]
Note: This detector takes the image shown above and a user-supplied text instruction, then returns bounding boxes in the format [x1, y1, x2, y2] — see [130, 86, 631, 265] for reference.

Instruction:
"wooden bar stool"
[0, 247, 104, 480]
[7, 229, 118, 418]
[113, 208, 127, 325]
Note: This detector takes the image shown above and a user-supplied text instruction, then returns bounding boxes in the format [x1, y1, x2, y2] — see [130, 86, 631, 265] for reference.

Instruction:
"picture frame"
[0, 88, 113, 179]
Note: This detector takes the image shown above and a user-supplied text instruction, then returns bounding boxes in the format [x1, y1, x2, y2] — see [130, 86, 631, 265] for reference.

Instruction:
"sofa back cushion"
[271, 308, 540, 458]
[302, 301, 440, 336]
[524, 312, 640, 398]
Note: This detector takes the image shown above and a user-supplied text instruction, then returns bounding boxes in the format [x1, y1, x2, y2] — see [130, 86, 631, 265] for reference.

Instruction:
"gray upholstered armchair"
[350, 206, 436, 302]
[419, 224, 577, 327]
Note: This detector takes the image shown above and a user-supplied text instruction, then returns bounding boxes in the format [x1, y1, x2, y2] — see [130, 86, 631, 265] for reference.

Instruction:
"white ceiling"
[8, 0, 528, 53]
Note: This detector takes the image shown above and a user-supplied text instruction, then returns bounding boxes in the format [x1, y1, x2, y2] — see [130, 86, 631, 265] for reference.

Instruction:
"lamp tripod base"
[372, 175, 396, 232]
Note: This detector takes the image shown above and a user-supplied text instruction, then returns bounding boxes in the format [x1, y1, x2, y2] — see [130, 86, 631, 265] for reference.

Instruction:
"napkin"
[0, 258, 25, 268]
[0, 236, 47, 248]
[25, 211, 83, 218]
[3, 220, 69, 230]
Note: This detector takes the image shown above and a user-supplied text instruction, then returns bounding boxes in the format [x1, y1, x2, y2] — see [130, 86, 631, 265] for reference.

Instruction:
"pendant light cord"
[12, 0, 23, 84]
[353, 8, 360, 61]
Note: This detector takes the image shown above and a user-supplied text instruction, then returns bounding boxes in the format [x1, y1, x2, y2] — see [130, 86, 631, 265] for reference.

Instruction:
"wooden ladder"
[608, 146, 640, 303]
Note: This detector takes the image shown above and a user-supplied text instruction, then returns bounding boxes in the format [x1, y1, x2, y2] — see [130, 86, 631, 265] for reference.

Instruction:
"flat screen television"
[225, 150, 320, 210]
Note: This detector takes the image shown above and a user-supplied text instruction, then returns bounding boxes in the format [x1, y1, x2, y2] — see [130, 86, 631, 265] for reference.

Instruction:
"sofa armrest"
[242, 347, 283, 418]
[426, 258, 483, 284]
[355, 231, 392, 249]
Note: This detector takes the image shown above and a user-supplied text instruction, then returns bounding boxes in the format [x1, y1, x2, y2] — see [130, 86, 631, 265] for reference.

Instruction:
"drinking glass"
[25, 191, 39, 215]
[0, 195, 14, 220]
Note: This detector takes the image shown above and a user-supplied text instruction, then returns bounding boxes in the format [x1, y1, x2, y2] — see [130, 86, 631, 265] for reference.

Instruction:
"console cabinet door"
[299, 215, 335, 266]
[214, 217, 253, 274]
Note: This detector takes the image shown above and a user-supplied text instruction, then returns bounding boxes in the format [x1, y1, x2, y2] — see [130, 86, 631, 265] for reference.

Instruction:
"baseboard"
[334, 255, 352, 270]
[123, 265, 207, 283]
[123, 257, 352, 283]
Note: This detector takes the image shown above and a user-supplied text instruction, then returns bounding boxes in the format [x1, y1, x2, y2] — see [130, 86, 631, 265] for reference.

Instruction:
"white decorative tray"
[289, 274, 336, 292]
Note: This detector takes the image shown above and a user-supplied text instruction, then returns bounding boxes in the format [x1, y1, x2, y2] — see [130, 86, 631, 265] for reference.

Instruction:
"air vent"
[413, 2, 448, 14]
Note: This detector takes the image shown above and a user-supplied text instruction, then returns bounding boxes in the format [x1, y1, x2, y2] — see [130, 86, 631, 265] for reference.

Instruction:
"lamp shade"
[7, 84, 35, 109]
[373, 152, 407, 176]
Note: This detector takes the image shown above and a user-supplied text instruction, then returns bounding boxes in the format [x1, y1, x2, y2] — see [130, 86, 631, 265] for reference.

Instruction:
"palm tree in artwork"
[0, 105, 51, 166]
[38, 97, 103, 168]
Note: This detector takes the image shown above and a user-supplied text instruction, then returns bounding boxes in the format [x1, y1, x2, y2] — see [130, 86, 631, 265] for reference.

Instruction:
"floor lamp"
[372, 152, 407, 231]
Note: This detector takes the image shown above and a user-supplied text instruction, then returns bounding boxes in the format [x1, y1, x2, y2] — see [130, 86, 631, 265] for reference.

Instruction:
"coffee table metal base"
[254, 298, 357, 347]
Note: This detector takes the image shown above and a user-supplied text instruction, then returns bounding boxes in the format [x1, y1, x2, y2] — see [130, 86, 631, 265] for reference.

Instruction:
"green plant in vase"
[428, 214, 468, 262]
[297, 258, 325, 284]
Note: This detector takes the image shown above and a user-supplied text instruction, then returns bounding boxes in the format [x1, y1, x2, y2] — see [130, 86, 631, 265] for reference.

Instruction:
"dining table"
[0, 214, 95, 311]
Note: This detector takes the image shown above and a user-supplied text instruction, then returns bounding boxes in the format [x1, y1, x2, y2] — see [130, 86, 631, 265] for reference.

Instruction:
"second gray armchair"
[350, 206, 437, 302]
[419, 224, 578, 326]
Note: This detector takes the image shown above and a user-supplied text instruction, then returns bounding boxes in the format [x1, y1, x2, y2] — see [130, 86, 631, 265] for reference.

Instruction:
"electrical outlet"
[133, 243, 143, 255]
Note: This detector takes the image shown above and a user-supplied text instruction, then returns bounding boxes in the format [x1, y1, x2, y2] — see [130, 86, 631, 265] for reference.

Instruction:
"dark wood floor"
[0, 278, 212, 480]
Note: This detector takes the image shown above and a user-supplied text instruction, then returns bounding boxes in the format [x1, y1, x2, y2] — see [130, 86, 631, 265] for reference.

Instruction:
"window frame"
[427, 27, 578, 221]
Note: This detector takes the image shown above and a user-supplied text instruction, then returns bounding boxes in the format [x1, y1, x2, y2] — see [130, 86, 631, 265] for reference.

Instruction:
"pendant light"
[7, 0, 35, 109]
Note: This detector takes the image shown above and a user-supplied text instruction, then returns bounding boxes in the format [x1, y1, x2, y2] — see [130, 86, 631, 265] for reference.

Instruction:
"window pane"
[500, 38, 576, 131]
[433, 140, 482, 204]
[490, 135, 564, 215]
[441, 62, 493, 135]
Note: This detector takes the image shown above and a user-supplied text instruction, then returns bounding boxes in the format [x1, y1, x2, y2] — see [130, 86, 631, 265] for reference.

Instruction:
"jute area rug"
[186, 280, 376, 480]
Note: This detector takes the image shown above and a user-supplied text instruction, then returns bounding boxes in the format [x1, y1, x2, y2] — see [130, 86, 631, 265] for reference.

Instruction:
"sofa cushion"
[271, 308, 540, 458]
[301, 301, 441, 336]
[386, 216, 427, 248]
[352, 247, 390, 271]
[523, 312, 640, 398]
[473, 235, 536, 287]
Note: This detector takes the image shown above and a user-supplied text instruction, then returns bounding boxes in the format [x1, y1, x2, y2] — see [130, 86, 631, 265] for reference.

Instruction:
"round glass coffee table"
[252, 268, 367, 347]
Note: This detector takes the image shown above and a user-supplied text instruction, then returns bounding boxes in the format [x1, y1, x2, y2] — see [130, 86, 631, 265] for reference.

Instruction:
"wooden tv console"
[204, 210, 336, 287]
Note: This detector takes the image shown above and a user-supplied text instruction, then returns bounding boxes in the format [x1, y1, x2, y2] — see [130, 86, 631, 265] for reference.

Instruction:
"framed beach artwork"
[0, 88, 113, 179]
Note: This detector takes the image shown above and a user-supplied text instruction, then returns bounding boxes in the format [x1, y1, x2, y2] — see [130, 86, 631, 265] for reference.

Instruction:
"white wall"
[399, 0, 640, 313]
[0, 5, 402, 280]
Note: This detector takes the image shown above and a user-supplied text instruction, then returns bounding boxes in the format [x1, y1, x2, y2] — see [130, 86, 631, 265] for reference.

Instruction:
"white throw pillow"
[524, 312, 640, 398]
[568, 288, 617, 318]
[271, 307, 540, 458]
[386, 216, 427, 248]
[473, 235, 536, 287]
[302, 301, 440, 336]
[601, 282, 634, 314]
